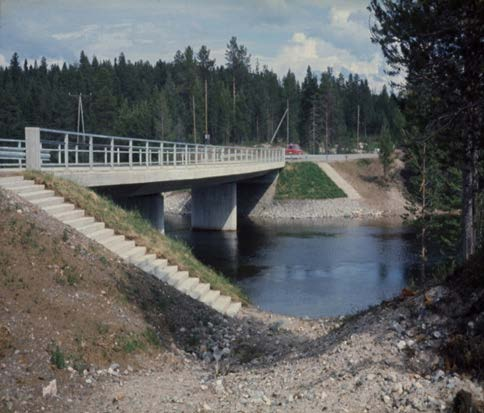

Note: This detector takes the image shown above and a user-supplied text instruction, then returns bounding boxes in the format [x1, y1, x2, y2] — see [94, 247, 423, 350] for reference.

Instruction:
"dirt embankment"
[331, 158, 407, 217]
[2, 184, 483, 413]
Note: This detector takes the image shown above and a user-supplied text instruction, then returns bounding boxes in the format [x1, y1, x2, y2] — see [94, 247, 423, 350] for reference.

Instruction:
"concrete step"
[63, 216, 95, 228]
[9, 184, 44, 194]
[212, 295, 231, 313]
[107, 240, 136, 255]
[51, 209, 84, 221]
[120, 246, 147, 260]
[200, 289, 220, 306]
[11, 184, 45, 193]
[0, 175, 23, 184]
[51, 209, 85, 221]
[100, 235, 126, 250]
[139, 257, 167, 272]
[30, 196, 64, 207]
[79, 222, 105, 236]
[155, 265, 178, 281]
[151, 258, 169, 269]
[0, 179, 35, 188]
[189, 282, 210, 299]
[226, 302, 242, 317]
[130, 254, 157, 266]
[166, 271, 189, 287]
[88, 228, 115, 242]
[21, 189, 55, 201]
[42, 203, 75, 214]
[178, 277, 199, 293]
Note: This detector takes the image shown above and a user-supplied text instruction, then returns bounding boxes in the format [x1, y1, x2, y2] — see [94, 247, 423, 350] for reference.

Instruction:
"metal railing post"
[185, 144, 188, 165]
[129, 139, 133, 168]
[17, 141, 22, 168]
[145, 142, 149, 167]
[75, 144, 79, 165]
[173, 145, 177, 166]
[64, 134, 69, 168]
[89, 136, 93, 168]
[159, 142, 163, 166]
[110, 139, 114, 167]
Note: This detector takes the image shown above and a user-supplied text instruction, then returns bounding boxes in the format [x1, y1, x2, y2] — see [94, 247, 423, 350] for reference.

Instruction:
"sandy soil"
[331, 158, 407, 217]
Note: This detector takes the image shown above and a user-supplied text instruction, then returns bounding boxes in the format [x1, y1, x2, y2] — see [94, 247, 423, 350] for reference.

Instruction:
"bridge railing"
[23, 128, 285, 169]
[0, 138, 26, 169]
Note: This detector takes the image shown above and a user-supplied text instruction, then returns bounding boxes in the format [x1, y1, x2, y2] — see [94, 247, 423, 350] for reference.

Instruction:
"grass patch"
[275, 162, 346, 200]
[24, 171, 248, 304]
[50, 345, 66, 369]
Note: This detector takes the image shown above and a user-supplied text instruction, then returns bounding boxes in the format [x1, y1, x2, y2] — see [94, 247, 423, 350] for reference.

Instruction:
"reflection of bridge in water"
[1, 127, 285, 231]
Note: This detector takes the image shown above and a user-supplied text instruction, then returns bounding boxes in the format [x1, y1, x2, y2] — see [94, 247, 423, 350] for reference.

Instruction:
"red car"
[285, 143, 304, 155]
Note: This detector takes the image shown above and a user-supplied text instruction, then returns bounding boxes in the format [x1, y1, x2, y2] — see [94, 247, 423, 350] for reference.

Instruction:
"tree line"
[0, 37, 404, 152]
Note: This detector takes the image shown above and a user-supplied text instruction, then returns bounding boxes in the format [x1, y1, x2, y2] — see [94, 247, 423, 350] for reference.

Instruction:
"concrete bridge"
[17, 127, 285, 231]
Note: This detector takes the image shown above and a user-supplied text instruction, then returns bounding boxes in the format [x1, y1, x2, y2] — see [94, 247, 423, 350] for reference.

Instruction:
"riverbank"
[165, 158, 407, 220]
[1, 185, 483, 412]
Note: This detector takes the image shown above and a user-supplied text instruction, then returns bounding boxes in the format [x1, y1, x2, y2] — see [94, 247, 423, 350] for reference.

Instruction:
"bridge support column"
[191, 183, 237, 231]
[117, 193, 165, 233]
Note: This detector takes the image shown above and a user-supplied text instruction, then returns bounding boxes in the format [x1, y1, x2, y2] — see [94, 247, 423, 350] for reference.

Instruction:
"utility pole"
[160, 109, 164, 139]
[192, 95, 196, 143]
[286, 99, 290, 145]
[312, 102, 316, 152]
[325, 105, 329, 154]
[69, 92, 90, 143]
[356, 104, 360, 150]
[204, 78, 209, 143]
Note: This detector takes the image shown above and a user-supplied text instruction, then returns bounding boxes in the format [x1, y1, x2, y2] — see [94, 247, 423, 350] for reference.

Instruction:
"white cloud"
[52, 25, 98, 41]
[0, 54, 6, 66]
[266, 32, 389, 90]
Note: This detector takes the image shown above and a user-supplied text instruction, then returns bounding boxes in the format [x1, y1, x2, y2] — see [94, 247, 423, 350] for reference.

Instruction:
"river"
[165, 216, 425, 318]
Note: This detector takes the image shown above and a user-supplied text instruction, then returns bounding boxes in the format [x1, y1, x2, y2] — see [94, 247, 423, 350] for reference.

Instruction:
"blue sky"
[0, 0, 393, 90]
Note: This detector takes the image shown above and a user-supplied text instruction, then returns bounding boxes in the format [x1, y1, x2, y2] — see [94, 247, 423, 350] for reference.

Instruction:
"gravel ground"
[72, 288, 484, 413]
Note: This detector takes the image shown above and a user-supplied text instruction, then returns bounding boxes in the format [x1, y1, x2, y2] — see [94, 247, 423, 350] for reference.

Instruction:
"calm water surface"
[165, 216, 422, 318]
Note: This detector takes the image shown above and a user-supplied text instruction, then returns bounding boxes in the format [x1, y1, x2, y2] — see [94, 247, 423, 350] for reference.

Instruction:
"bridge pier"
[191, 183, 237, 231]
[116, 193, 165, 233]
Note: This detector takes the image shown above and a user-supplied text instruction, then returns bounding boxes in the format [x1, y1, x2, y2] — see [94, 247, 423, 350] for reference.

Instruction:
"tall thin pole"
[356, 104, 360, 148]
[77, 95, 81, 134]
[325, 105, 329, 154]
[286, 99, 290, 145]
[80, 94, 85, 135]
[192, 95, 196, 143]
[312, 103, 316, 154]
[204, 79, 208, 136]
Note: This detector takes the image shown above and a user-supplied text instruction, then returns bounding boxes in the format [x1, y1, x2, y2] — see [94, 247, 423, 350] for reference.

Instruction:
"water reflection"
[165, 215, 423, 318]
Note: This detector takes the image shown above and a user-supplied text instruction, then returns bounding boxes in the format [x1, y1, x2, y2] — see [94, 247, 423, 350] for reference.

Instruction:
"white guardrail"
[0, 139, 26, 168]
[1, 128, 285, 169]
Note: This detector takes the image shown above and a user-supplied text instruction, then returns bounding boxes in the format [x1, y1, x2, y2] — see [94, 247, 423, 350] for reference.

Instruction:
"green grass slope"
[275, 162, 346, 200]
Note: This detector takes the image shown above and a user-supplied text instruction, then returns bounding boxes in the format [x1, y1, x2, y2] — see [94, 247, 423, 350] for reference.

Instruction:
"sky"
[0, 0, 393, 90]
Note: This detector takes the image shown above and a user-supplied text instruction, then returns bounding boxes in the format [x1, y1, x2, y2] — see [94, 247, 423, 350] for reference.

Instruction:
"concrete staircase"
[0, 176, 241, 317]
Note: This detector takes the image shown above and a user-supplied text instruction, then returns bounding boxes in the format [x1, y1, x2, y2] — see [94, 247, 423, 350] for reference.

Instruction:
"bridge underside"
[48, 162, 283, 231]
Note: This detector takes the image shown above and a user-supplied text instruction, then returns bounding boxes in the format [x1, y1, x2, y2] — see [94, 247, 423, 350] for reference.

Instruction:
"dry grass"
[24, 171, 248, 304]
